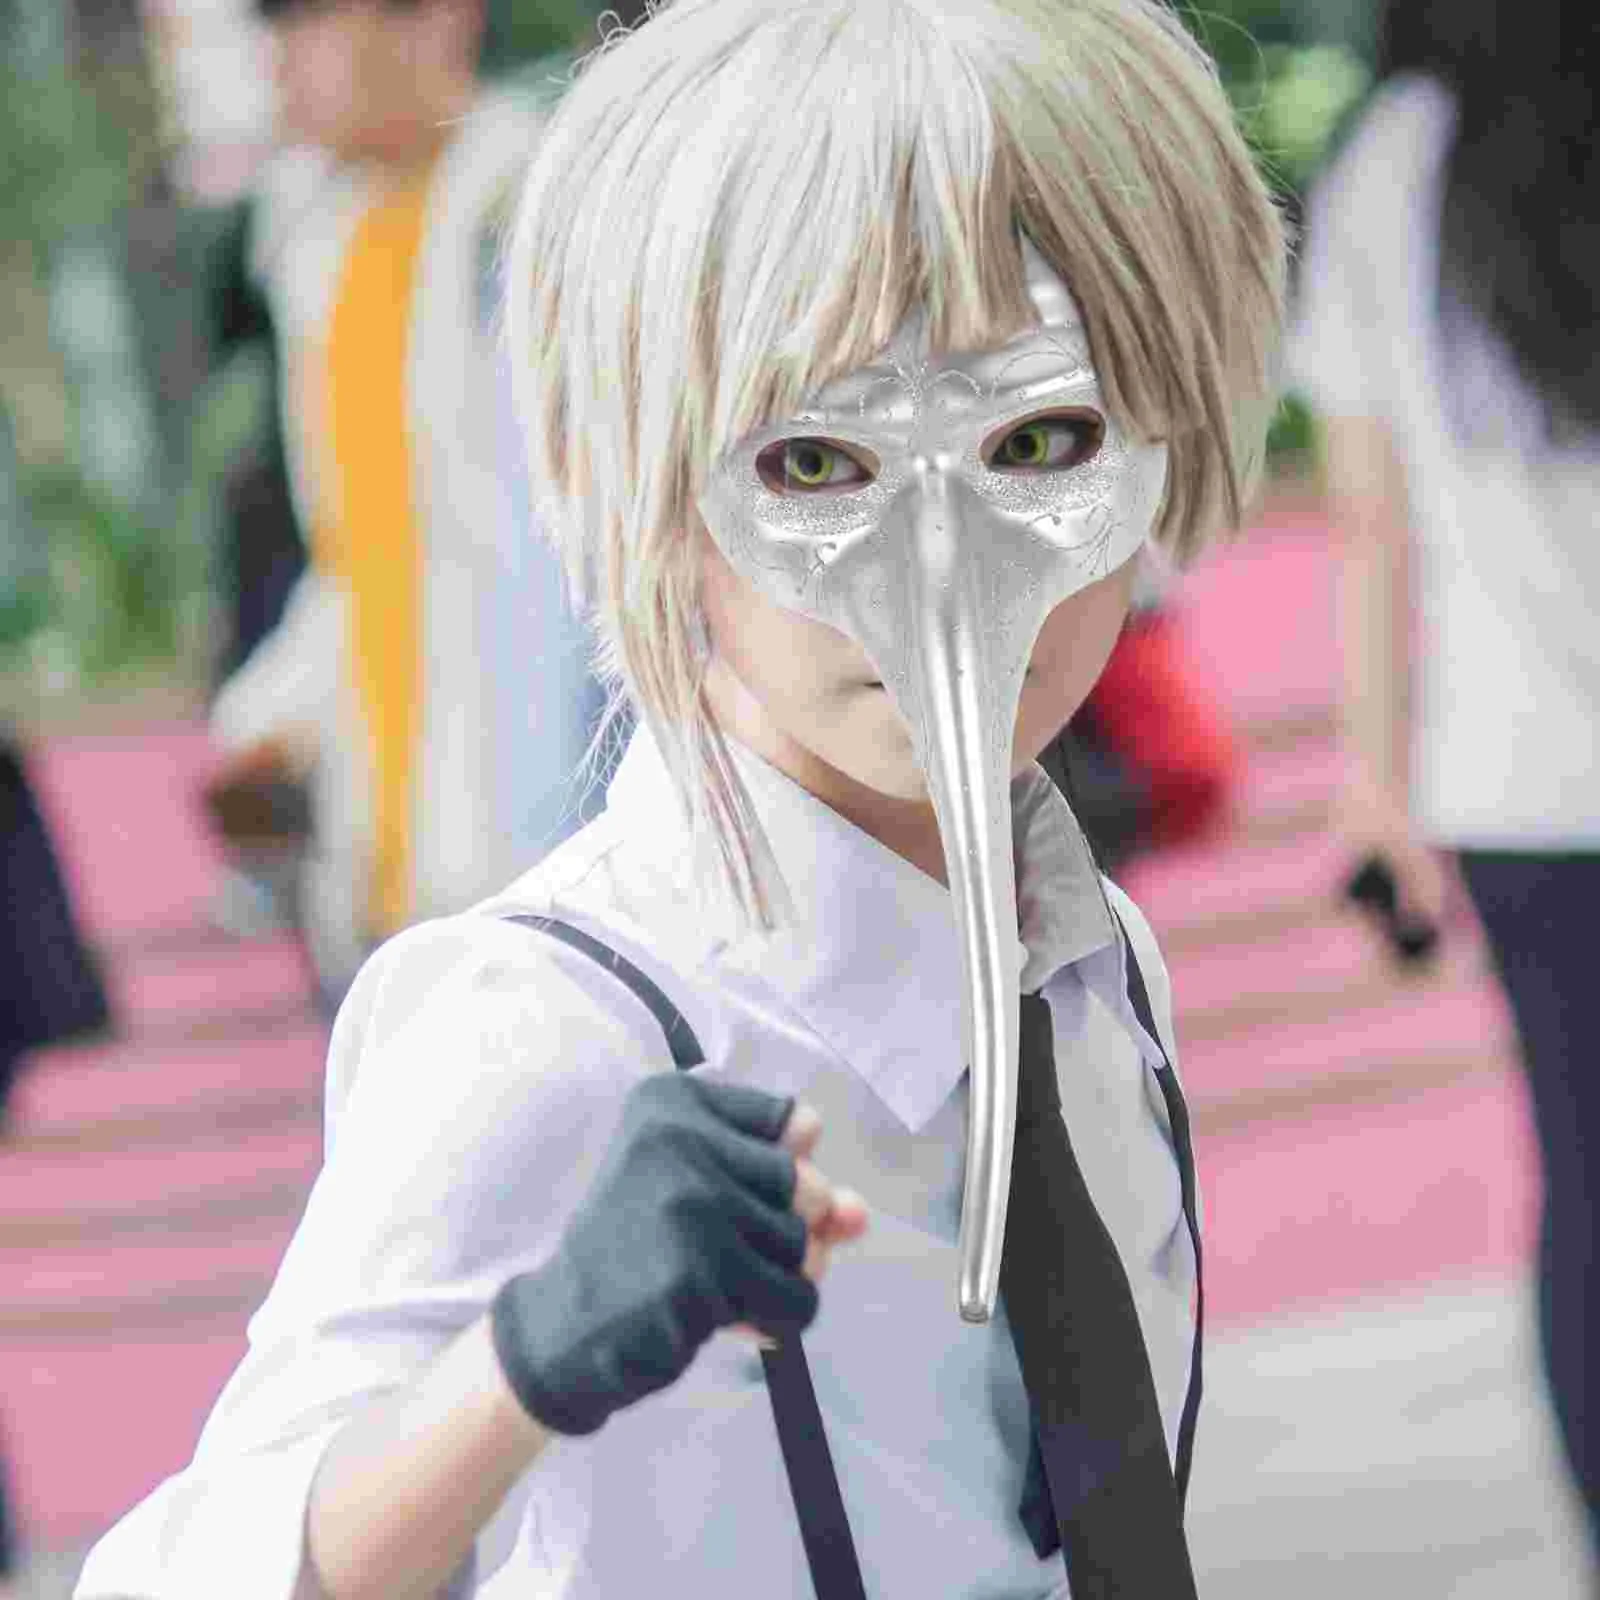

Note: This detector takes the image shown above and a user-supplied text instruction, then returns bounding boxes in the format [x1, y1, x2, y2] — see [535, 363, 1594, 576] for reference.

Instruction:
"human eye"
[984, 411, 1105, 472]
[754, 437, 877, 495]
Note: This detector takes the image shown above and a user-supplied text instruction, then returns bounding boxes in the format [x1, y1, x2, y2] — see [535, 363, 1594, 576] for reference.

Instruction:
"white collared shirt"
[76, 726, 1197, 1600]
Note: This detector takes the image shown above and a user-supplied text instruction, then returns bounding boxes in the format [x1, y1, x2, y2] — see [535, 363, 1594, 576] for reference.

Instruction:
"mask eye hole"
[983, 410, 1105, 473]
[755, 438, 878, 495]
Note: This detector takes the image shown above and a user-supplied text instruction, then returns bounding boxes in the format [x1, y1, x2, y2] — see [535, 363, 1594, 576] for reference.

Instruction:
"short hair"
[505, 0, 1287, 924]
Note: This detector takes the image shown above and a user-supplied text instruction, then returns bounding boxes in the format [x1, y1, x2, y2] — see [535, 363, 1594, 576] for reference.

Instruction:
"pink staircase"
[1, 510, 1537, 1555]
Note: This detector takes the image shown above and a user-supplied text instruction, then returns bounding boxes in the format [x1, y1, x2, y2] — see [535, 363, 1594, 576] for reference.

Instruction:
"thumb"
[1390, 839, 1449, 927]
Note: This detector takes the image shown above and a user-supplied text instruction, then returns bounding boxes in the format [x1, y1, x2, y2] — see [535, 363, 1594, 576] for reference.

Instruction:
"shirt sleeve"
[74, 912, 660, 1600]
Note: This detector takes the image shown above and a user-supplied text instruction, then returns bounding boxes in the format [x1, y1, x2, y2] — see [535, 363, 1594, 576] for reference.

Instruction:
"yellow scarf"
[316, 166, 434, 938]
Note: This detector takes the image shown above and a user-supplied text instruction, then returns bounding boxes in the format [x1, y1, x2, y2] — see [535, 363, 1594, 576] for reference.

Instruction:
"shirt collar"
[603, 722, 1127, 1131]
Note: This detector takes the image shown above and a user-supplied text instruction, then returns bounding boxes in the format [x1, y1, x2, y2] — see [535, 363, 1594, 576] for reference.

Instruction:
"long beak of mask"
[698, 245, 1169, 1321]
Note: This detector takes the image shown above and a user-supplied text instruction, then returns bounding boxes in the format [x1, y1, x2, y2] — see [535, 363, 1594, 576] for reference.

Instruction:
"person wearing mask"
[76, 1, 1283, 1594]
[1293, 0, 1600, 1576]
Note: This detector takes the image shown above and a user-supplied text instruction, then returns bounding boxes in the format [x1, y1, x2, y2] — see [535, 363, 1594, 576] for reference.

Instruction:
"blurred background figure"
[194, 196, 316, 947]
[203, 0, 609, 1008]
[1294, 0, 1600, 1574]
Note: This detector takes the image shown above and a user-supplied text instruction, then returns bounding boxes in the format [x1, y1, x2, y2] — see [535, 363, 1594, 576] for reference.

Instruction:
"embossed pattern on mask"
[693, 242, 1170, 1321]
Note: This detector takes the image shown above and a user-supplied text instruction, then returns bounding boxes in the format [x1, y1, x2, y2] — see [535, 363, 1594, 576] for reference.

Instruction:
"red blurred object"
[1082, 612, 1241, 851]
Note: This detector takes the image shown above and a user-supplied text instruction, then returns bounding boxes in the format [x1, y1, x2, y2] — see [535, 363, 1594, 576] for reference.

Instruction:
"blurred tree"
[0, 0, 185, 704]
[1177, 0, 1379, 467]
[482, 0, 603, 74]
[0, 407, 52, 660]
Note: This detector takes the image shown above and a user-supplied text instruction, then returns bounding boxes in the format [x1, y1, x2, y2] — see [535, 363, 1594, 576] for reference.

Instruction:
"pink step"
[7, 1212, 295, 1325]
[26, 723, 230, 942]
[0, 1125, 321, 1244]
[11, 1025, 326, 1142]
[1235, 737, 1344, 829]
[1172, 527, 1337, 731]
[1166, 912, 1487, 1034]
[1121, 827, 1351, 938]
[1201, 1066, 1539, 1328]
[109, 937, 316, 1032]
[2, 1320, 250, 1549]
[1180, 969, 1516, 1107]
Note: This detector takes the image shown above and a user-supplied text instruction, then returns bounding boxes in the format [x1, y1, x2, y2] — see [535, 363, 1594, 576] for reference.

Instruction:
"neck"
[702, 658, 950, 886]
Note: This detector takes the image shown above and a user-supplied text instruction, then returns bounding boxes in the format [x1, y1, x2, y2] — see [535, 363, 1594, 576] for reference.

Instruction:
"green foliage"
[14, 464, 181, 682]
[0, 58, 161, 265]
[1180, 5, 1374, 197]
[1266, 392, 1316, 466]
[1178, 2, 1375, 469]
[1228, 42, 1373, 196]
[482, 0, 604, 75]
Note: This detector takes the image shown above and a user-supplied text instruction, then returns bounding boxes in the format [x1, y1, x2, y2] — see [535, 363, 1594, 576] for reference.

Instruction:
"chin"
[854, 762, 930, 803]
[818, 734, 926, 802]
[811, 693, 924, 801]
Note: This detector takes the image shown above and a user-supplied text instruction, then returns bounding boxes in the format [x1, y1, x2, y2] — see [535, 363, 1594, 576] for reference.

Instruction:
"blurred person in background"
[206, 0, 606, 1008]
[1293, 0, 1600, 1575]
[198, 197, 320, 946]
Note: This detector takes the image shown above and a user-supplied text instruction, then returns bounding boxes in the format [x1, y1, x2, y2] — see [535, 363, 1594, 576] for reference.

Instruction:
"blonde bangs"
[643, 3, 1045, 523]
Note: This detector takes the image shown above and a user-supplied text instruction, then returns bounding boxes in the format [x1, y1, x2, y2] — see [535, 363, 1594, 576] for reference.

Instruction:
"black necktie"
[999, 990, 1199, 1599]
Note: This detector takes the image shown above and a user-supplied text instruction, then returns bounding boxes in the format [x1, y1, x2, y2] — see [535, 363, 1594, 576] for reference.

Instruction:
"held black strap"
[505, 914, 867, 1597]
[506, 911, 1202, 1596]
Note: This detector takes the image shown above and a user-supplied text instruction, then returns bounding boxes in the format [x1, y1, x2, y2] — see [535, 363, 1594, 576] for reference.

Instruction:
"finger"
[697, 1117, 798, 1209]
[789, 1159, 836, 1228]
[801, 1235, 832, 1282]
[1405, 859, 1449, 927]
[812, 1188, 869, 1245]
[780, 1101, 822, 1159]
[728, 1191, 809, 1272]
[689, 1076, 795, 1143]
[731, 1246, 819, 1335]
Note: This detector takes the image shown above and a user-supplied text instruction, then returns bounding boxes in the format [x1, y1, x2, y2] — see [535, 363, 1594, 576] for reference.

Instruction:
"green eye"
[988, 412, 1104, 472]
[787, 442, 836, 485]
[997, 425, 1051, 466]
[755, 437, 877, 495]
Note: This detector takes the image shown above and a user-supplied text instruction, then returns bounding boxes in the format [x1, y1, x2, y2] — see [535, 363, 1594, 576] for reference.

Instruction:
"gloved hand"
[491, 1072, 818, 1436]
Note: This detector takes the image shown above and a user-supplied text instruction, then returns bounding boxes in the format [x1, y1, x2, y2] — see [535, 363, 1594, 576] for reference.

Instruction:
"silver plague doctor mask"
[698, 239, 1169, 1322]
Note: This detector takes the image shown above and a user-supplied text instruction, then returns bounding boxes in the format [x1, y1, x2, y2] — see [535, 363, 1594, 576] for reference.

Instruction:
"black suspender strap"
[758, 1343, 870, 1600]
[508, 914, 705, 1070]
[504, 915, 868, 1599]
[505, 909, 1202, 1590]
